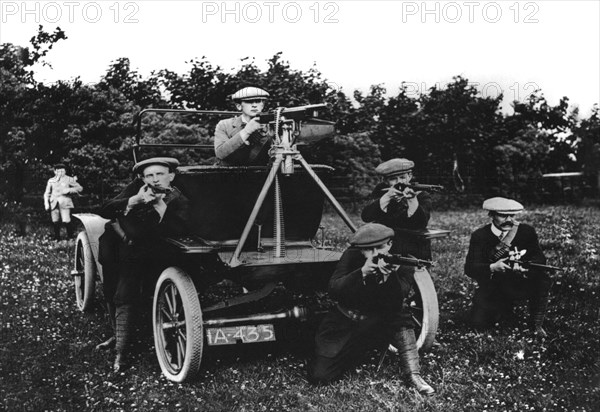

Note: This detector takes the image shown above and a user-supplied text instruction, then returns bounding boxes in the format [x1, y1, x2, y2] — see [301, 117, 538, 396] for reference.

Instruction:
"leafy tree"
[99, 57, 164, 108]
[575, 104, 600, 193]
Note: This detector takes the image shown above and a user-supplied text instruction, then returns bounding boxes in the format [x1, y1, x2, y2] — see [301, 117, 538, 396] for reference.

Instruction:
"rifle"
[373, 254, 433, 268]
[148, 185, 173, 195]
[506, 247, 562, 271]
[363, 254, 432, 285]
[382, 182, 444, 192]
[507, 258, 562, 271]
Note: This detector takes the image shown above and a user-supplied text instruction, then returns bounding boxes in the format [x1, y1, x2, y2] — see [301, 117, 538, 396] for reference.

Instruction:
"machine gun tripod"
[229, 104, 357, 267]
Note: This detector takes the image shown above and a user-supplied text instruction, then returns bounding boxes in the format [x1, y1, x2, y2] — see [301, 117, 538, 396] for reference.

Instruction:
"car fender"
[73, 213, 109, 281]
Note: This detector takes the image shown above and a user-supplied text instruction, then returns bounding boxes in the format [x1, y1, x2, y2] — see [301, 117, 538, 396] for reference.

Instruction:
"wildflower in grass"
[516, 350, 525, 360]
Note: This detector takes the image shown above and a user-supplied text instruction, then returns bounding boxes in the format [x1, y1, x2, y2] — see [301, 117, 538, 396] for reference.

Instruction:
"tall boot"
[53, 222, 62, 240]
[95, 302, 117, 351]
[529, 296, 549, 337]
[393, 328, 435, 395]
[114, 304, 134, 372]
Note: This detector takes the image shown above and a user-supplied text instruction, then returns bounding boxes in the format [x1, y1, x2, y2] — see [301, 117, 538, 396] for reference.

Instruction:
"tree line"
[1, 26, 598, 215]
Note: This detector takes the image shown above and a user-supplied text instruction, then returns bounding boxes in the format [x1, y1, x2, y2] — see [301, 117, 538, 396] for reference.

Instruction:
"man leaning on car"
[96, 157, 191, 372]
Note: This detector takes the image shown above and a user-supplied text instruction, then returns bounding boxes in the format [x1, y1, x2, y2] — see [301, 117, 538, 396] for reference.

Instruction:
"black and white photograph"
[1, 1, 599, 410]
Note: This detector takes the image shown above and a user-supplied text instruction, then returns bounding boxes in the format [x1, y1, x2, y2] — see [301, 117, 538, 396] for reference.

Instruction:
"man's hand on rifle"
[361, 255, 393, 285]
[380, 187, 404, 211]
[490, 257, 511, 274]
[129, 184, 164, 206]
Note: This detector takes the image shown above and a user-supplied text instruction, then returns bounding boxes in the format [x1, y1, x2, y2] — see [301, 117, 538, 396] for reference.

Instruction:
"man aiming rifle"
[308, 223, 436, 395]
[362, 158, 439, 260]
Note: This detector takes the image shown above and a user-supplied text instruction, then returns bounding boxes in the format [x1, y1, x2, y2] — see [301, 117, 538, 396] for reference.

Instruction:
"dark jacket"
[329, 248, 414, 314]
[314, 247, 415, 358]
[464, 223, 546, 284]
[98, 179, 190, 265]
[361, 183, 432, 259]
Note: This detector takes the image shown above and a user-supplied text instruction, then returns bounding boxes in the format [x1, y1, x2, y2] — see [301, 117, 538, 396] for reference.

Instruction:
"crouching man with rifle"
[465, 197, 559, 336]
[308, 223, 435, 395]
[362, 158, 442, 260]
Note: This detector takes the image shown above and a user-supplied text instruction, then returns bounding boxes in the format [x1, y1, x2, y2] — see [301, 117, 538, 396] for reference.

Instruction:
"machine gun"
[256, 103, 328, 123]
[382, 182, 444, 192]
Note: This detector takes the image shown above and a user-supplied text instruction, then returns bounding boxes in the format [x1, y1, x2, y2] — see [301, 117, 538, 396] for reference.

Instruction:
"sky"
[1, 0, 599, 115]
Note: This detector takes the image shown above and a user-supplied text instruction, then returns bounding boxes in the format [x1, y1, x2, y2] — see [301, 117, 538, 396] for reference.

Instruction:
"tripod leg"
[297, 155, 357, 232]
[229, 157, 283, 267]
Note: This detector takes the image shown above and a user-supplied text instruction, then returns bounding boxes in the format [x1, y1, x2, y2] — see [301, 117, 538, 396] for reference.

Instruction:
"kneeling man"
[465, 197, 551, 335]
[308, 223, 435, 395]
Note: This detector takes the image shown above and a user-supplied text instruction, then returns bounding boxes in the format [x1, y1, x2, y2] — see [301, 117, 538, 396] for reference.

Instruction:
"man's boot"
[393, 328, 435, 395]
[529, 296, 549, 337]
[114, 305, 134, 372]
[53, 222, 61, 240]
[95, 302, 117, 351]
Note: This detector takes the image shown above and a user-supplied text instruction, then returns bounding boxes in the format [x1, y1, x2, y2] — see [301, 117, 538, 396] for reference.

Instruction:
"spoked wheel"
[407, 267, 439, 351]
[72, 231, 96, 311]
[153, 267, 203, 382]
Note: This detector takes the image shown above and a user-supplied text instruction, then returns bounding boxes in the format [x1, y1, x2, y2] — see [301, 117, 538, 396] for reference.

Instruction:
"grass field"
[1, 205, 599, 411]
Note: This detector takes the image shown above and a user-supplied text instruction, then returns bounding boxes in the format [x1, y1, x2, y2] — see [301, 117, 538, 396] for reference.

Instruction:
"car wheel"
[408, 267, 439, 351]
[73, 231, 96, 312]
[153, 267, 203, 382]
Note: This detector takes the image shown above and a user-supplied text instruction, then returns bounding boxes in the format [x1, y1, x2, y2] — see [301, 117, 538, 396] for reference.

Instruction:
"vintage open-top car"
[71, 106, 444, 382]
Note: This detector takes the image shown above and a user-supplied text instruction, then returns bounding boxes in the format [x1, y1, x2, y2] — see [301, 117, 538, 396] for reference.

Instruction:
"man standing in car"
[214, 86, 271, 166]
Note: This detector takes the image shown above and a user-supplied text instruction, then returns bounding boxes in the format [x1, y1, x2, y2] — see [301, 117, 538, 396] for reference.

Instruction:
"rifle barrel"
[527, 262, 562, 271]
[375, 254, 432, 267]
[383, 183, 444, 192]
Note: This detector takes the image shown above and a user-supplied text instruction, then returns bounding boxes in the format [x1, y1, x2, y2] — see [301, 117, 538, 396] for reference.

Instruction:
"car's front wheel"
[153, 267, 203, 382]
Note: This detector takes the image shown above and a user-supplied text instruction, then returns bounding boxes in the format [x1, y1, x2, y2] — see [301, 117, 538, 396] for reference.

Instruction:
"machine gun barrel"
[373, 254, 433, 268]
[256, 103, 327, 123]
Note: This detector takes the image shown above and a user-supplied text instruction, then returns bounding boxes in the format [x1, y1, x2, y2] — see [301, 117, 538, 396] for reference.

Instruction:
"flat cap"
[231, 87, 269, 101]
[349, 223, 395, 248]
[375, 158, 415, 177]
[53, 163, 67, 169]
[482, 197, 524, 214]
[132, 157, 180, 174]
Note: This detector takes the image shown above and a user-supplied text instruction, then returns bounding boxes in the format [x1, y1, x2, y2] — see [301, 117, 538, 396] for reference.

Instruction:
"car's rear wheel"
[407, 267, 439, 351]
[153, 267, 203, 382]
[73, 231, 96, 311]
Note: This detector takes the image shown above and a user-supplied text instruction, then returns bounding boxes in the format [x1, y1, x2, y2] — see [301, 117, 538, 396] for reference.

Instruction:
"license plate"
[206, 324, 276, 346]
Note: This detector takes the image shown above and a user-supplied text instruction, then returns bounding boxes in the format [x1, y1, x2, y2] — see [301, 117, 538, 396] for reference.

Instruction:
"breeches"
[100, 228, 173, 308]
[471, 271, 551, 324]
[50, 205, 72, 223]
[309, 307, 413, 384]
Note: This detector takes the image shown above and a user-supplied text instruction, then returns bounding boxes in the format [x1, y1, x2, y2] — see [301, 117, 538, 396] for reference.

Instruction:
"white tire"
[153, 267, 203, 382]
